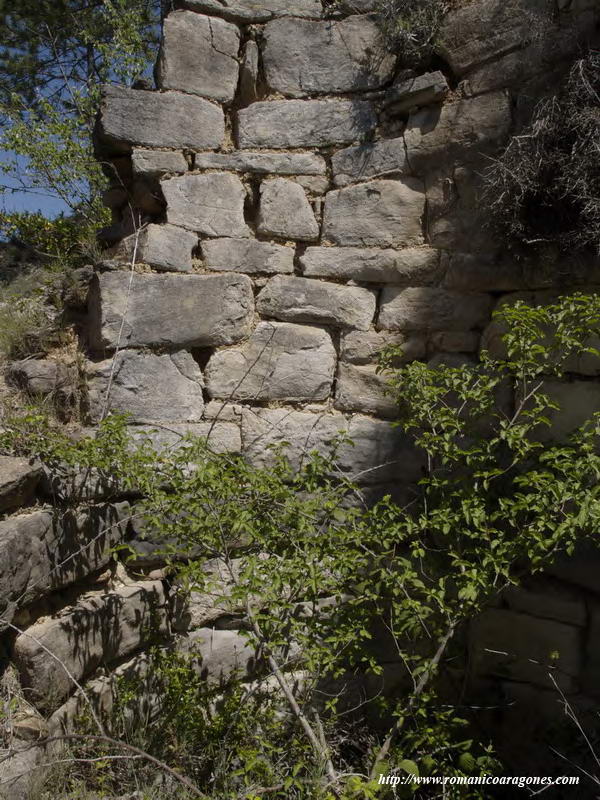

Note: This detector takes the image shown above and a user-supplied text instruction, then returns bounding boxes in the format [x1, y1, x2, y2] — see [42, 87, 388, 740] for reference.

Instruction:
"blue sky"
[0, 151, 71, 218]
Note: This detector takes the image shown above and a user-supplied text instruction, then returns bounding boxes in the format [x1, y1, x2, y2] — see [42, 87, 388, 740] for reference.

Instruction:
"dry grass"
[483, 51, 600, 254]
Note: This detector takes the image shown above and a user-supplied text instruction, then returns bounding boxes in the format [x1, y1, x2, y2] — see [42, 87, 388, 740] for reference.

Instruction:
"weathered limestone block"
[404, 92, 511, 172]
[531, 380, 600, 443]
[201, 238, 294, 274]
[95, 85, 224, 153]
[8, 359, 75, 398]
[322, 179, 425, 247]
[180, 0, 322, 24]
[49, 651, 159, 738]
[243, 409, 423, 485]
[131, 148, 188, 177]
[0, 504, 130, 625]
[436, 0, 597, 95]
[239, 40, 260, 105]
[334, 363, 398, 418]
[129, 422, 242, 454]
[204, 401, 243, 421]
[430, 331, 480, 353]
[237, 99, 376, 149]
[172, 557, 244, 631]
[162, 173, 250, 238]
[383, 71, 449, 114]
[340, 330, 426, 364]
[0, 456, 42, 514]
[157, 11, 240, 104]
[331, 138, 409, 187]
[337, 416, 424, 485]
[546, 540, 600, 595]
[13, 582, 168, 711]
[257, 275, 376, 330]
[426, 164, 501, 253]
[206, 322, 336, 402]
[86, 351, 204, 424]
[88, 272, 254, 349]
[378, 287, 492, 332]
[134, 223, 197, 272]
[262, 15, 395, 97]
[242, 408, 348, 471]
[179, 628, 256, 683]
[301, 246, 441, 284]
[437, 0, 544, 78]
[470, 608, 582, 691]
[443, 252, 524, 292]
[257, 178, 319, 241]
[193, 150, 326, 175]
[504, 578, 586, 627]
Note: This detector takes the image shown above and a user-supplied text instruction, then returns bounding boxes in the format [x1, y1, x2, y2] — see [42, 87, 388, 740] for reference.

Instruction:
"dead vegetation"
[484, 51, 600, 254]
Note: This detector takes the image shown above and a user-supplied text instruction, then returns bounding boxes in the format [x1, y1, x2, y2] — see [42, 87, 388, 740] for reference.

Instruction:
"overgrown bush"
[4, 294, 600, 798]
[484, 51, 600, 253]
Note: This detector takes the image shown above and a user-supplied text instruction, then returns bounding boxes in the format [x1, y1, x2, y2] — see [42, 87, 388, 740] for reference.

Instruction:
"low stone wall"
[2, 0, 600, 793]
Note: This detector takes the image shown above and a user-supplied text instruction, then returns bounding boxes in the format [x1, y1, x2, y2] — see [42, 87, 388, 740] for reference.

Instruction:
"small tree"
[0, 0, 161, 255]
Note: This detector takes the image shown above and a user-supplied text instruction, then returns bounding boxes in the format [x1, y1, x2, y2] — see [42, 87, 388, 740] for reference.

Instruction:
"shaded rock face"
[2, 2, 600, 789]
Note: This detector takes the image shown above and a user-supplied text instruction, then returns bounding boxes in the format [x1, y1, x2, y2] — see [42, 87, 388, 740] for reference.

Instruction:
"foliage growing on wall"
[4, 294, 600, 797]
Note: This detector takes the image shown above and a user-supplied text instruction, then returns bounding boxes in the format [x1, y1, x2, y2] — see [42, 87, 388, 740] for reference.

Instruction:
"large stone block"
[135, 223, 197, 272]
[131, 148, 188, 177]
[206, 322, 336, 402]
[257, 178, 319, 241]
[88, 271, 254, 350]
[129, 422, 242, 454]
[443, 252, 524, 292]
[0, 457, 42, 514]
[257, 275, 376, 330]
[435, 0, 596, 95]
[0, 504, 130, 625]
[242, 409, 423, 485]
[201, 238, 294, 275]
[470, 608, 581, 691]
[383, 71, 449, 114]
[331, 138, 409, 187]
[340, 330, 426, 365]
[237, 99, 376, 149]
[404, 92, 511, 172]
[378, 287, 492, 332]
[172, 557, 244, 631]
[13, 582, 168, 711]
[162, 173, 250, 238]
[334, 363, 398, 418]
[322, 179, 425, 247]
[262, 15, 395, 97]
[532, 380, 600, 443]
[95, 85, 224, 153]
[193, 151, 326, 175]
[86, 351, 204, 424]
[180, 0, 322, 24]
[157, 11, 240, 103]
[242, 408, 348, 472]
[8, 359, 75, 398]
[179, 628, 257, 684]
[301, 246, 441, 284]
[504, 578, 586, 627]
[337, 415, 424, 485]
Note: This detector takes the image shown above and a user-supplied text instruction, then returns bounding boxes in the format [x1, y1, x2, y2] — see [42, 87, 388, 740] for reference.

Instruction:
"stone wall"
[1, 0, 600, 793]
